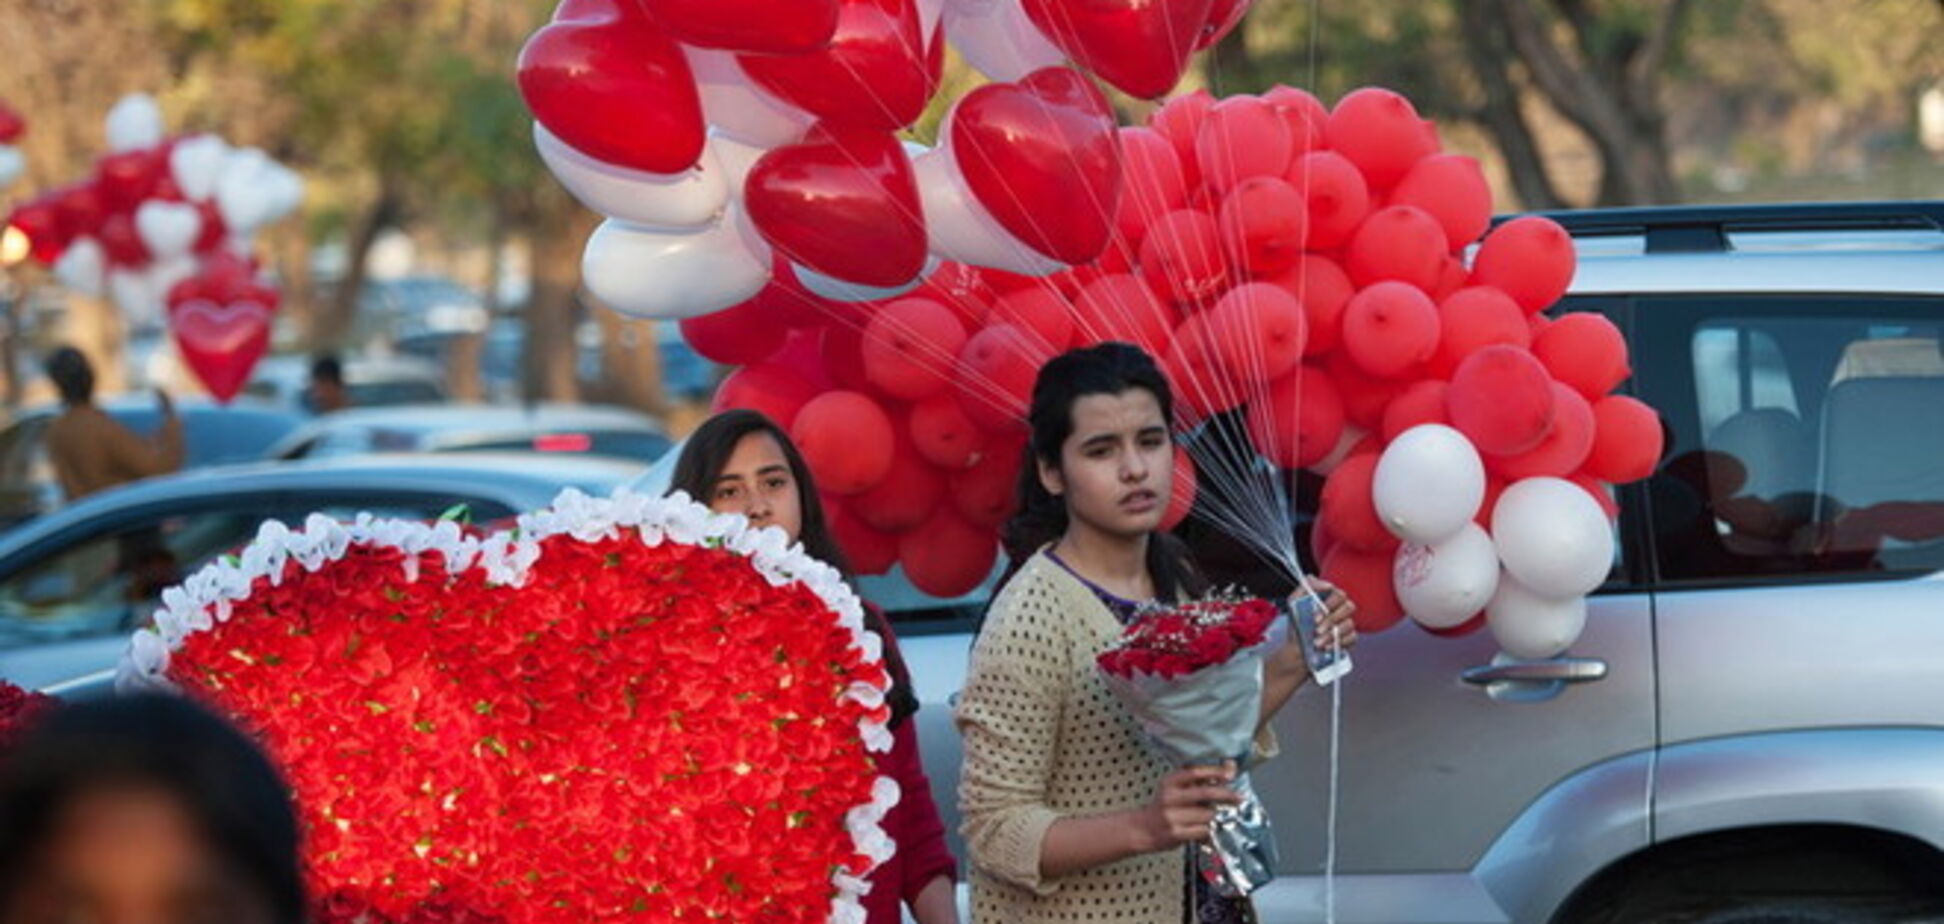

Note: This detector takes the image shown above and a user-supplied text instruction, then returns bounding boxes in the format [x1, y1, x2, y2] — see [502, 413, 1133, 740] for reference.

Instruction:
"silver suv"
[890, 202, 1944, 924]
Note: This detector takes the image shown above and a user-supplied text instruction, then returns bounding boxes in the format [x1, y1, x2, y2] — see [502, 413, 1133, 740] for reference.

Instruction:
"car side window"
[1642, 297, 1944, 583]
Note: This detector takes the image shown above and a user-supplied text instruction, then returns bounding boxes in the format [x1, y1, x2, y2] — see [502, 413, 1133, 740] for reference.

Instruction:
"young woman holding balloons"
[665, 409, 960, 924]
[954, 342, 1360, 924]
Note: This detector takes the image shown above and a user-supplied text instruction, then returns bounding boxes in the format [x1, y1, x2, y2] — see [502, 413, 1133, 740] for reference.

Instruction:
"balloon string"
[1326, 623, 1341, 924]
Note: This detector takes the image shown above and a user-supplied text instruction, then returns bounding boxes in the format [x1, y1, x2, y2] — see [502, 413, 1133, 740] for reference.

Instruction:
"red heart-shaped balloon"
[7, 198, 68, 265]
[951, 67, 1122, 264]
[1196, 0, 1252, 50]
[642, 0, 841, 53]
[1020, 0, 1215, 99]
[738, 0, 936, 132]
[96, 149, 165, 214]
[168, 282, 276, 403]
[745, 124, 927, 287]
[517, 11, 705, 174]
[96, 213, 151, 267]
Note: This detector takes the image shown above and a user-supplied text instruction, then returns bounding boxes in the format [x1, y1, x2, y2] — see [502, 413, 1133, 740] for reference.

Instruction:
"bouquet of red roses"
[0, 680, 56, 759]
[1096, 594, 1287, 899]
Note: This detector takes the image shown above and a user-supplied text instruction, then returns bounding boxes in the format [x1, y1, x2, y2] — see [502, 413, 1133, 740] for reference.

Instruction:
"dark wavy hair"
[0, 695, 305, 924]
[667, 409, 918, 729]
[1001, 341, 1206, 600]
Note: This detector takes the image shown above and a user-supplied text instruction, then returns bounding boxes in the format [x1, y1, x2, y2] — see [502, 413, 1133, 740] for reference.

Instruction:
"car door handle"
[1462, 658, 1608, 686]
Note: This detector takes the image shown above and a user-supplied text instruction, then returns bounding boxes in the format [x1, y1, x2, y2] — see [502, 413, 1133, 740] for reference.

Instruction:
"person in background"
[306, 354, 349, 414]
[668, 408, 961, 924]
[42, 346, 183, 502]
[956, 342, 1359, 924]
[0, 695, 306, 924]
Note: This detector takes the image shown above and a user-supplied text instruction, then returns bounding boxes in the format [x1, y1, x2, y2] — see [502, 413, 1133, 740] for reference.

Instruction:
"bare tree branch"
[1458, 3, 1568, 209]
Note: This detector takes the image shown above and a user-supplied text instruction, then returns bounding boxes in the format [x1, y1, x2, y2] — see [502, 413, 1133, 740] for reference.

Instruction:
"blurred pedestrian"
[0, 694, 305, 924]
[43, 346, 183, 502]
[306, 354, 349, 414]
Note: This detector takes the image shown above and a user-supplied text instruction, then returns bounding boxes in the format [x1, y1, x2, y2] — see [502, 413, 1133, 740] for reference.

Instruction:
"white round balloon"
[581, 207, 772, 320]
[105, 94, 165, 153]
[1491, 477, 1615, 598]
[170, 135, 232, 202]
[943, 0, 1066, 82]
[0, 146, 22, 189]
[135, 201, 203, 260]
[684, 47, 814, 149]
[1374, 424, 1485, 546]
[536, 123, 728, 231]
[1394, 523, 1500, 630]
[1487, 571, 1588, 659]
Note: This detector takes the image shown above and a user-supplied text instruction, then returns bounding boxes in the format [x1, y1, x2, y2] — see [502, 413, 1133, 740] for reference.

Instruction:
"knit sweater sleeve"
[955, 573, 1070, 896]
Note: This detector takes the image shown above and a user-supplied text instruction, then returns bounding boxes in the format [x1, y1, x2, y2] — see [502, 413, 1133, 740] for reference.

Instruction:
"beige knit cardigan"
[955, 550, 1278, 924]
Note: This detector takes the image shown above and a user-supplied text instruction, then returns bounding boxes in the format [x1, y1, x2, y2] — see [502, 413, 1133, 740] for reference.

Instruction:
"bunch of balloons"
[0, 102, 25, 190]
[2, 94, 302, 401]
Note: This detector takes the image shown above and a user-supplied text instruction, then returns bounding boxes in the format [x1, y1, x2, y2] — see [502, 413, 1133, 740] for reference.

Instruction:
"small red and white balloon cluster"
[4, 94, 301, 401]
[0, 101, 25, 191]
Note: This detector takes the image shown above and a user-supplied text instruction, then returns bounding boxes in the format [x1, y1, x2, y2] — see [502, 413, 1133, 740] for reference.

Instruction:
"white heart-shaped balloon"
[684, 47, 814, 149]
[170, 135, 232, 201]
[581, 206, 773, 320]
[108, 267, 161, 326]
[136, 201, 204, 260]
[913, 143, 1062, 277]
[262, 165, 306, 221]
[796, 259, 934, 303]
[0, 146, 23, 189]
[215, 148, 277, 233]
[536, 123, 728, 230]
[943, 0, 1066, 83]
[105, 94, 165, 153]
[54, 238, 106, 297]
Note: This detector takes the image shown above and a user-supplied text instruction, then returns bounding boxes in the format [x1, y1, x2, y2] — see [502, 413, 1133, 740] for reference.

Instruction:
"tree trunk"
[521, 194, 593, 404]
[590, 305, 669, 416]
[1458, 4, 1568, 210]
[274, 223, 316, 354]
[2, 277, 25, 410]
[316, 180, 405, 352]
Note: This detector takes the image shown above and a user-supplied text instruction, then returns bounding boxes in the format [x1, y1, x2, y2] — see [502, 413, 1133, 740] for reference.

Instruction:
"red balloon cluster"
[699, 85, 1665, 616]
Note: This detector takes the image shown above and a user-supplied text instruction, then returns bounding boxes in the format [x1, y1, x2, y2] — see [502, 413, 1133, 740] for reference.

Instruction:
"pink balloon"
[1344, 205, 1447, 292]
[1342, 281, 1439, 379]
[1472, 216, 1576, 313]
[1446, 345, 1556, 456]
[1199, 282, 1307, 383]
[1138, 209, 1230, 306]
[1533, 312, 1630, 400]
[1114, 126, 1189, 246]
[1196, 96, 1294, 195]
[1429, 286, 1529, 379]
[1217, 176, 1309, 276]
[1325, 87, 1437, 191]
[1264, 255, 1354, 355]
[1285, 151, 1370, 251]
[1388, 154, 1493, 251]
[955, 323, 1049, 434]
[1148, 90, 1214, 190]
[1263, 84, 1327, 154]
[1486, 382, 1594, 480]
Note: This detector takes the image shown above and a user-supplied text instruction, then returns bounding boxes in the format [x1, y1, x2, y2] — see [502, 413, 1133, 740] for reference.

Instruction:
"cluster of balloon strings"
[761, 3, 1353, 915]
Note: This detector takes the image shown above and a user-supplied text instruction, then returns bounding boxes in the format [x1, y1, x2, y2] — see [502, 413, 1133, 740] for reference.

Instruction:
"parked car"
[262, 403, 671, 464]
[397, 318, 719, 405]
[0, 453, 640, 698]
[0, 398, 304, 530]
[242, 353, 449, 413]
[677, 202, 1944, 924]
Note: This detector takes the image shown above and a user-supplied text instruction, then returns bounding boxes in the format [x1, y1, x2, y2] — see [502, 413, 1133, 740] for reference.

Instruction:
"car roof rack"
[1496, 200, 1944, 254]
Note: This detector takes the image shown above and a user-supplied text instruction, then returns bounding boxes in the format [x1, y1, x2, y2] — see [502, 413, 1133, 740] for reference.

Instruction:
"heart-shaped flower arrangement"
[117, 490, 897, 924]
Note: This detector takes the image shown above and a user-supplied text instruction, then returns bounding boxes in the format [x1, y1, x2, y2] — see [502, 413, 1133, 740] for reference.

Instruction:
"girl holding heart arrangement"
[666, 409, 961, 924]
[955, 343, 1359, 924]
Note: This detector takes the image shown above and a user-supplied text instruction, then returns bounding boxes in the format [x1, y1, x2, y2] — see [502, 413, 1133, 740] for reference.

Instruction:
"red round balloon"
[951, 441, 1026, 527]
[1196, 96, 1294, 195]
[1320, 452, 1394, 552]
[1472, 216, 1576, 314]
[1380, 380, 1451, 444]
[827, 497, 900, 575]
[1429, 286, 1529, 379]
[899, 505, 998, 598]
[1533, 312, 1630, 400]
[1325, 350, 1409, 432]
[679, 299, 788, 365]
[746, 125, 927, 288]
[1201, 282, 1307, 383]
[1486, 382, 1594, 480]
[1584, 394, 1662, 484]
[1431, 255, 1468, 302]
[1342, 281, 1439, 379]
[1217, 176, 1309, 277]
[738, 0, 935, 131]
[1263, 85, 1327, 155]
[990, 288, 1077, 354]
[793, 391, 897, 495]
[1139, 209, 1230, 306]
[862, 297, 968, 400]
[1247, 366, 1345, 470]
[910, 393, 992, 471]
[952, 67, 1123, 264]
[1264, 255, 1354, 355]
[1473, 476, 1507, 528]
[1387, 154, 1492, 251]
[1148, 90, 1214, 190]
[1344, 205, 1447, 292]
[853, 433, 946, 532]
[1324, 87, 1437, 191]
[1164, 340, 1245, 425]
[955, 324, 1048, 434]
[909, 261, 994, 330]
[1285, 151, 1370, 251]
[1446, 345, 1557, 456]
[1114, 126, 1189, 246]
[1162, 446, 1196, 531]
[818, 323, 874, 393]
[1322, 546, 1405, 633]
[1568, 473, 1621, 522]
[1072, 273, 1175, 355]
[517, 12, 705, 174]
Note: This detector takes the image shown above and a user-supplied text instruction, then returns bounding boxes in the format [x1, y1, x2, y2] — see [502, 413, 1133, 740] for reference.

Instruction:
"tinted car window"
[1640, 296, 1944, 583]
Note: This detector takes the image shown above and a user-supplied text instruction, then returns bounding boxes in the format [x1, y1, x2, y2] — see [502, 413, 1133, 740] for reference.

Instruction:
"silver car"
[0, 453, 641, 697]
[262, 403, 672, 464]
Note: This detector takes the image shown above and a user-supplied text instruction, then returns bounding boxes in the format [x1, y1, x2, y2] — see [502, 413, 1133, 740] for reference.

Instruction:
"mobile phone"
[1286, 591, 1352, 686]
